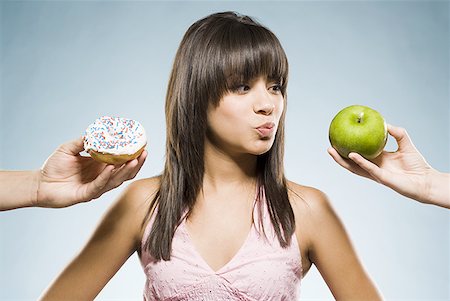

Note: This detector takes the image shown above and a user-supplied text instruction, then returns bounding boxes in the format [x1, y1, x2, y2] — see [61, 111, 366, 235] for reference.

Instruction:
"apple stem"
[357, 112, 364, 123]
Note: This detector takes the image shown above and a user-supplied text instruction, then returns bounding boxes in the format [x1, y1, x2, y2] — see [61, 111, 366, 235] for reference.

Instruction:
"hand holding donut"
[37, 135, 147, 208]
[1, 116, 147, 211]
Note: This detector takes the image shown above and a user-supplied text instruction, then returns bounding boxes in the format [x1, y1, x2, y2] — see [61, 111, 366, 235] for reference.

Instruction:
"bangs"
[200, 16, 289, 104]
[226, 26, 287, 89]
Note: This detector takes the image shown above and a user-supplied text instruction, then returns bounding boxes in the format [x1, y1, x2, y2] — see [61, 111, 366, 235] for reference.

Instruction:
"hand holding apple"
[329, 105, 388, 160]
[328, 124, 450, 209]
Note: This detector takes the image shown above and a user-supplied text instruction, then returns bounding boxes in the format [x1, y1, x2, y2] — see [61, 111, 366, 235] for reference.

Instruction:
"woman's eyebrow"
[267, 75, 283, 83]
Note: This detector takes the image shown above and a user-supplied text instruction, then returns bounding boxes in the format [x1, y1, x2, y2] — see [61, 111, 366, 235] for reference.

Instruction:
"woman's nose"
[253, 87, 275, 115]
[255, 102, 275, 115]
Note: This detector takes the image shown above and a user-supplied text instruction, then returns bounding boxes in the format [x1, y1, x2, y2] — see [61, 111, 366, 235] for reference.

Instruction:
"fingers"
[127, 150, 147, 180]
[82, 165, 115, 200]
[327, 147, 371, 179]
[327, 147, 353, 170]
[112, 150, 147, 182]
[82, 150, 148, 201]
[347, 152, 384, 183]
[60, 136, 85, 155]
[91, 150, 148, 198]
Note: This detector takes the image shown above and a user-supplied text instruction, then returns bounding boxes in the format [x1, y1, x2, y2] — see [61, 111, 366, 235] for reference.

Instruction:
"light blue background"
[1, 1, 449, 300]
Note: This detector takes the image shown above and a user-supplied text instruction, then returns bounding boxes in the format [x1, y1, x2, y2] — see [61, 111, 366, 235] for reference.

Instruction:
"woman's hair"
[143, 11, 295, 261]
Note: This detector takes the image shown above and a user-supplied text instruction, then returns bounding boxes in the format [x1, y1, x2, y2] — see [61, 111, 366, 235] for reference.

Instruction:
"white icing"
[83, 116, 147, 155]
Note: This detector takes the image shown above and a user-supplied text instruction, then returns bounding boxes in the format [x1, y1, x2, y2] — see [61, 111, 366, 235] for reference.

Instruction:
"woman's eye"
[270, 84, 282, 93]
[234, 84, 250, 94]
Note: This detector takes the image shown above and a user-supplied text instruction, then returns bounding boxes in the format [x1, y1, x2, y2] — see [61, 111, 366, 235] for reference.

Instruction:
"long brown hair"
[143, 11, 295, 261]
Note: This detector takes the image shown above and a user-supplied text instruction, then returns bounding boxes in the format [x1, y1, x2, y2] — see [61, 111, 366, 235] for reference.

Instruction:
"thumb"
[387, 124, 416, 152]
[60, 136, 86, 155]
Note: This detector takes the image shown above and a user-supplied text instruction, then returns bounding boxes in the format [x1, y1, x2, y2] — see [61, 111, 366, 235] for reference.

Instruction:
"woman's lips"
[256, 122, 275, 137]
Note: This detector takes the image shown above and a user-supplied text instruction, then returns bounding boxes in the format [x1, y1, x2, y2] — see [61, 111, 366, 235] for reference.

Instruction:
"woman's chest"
[184, 207, 254, 272]
[142, 221, 302, 300]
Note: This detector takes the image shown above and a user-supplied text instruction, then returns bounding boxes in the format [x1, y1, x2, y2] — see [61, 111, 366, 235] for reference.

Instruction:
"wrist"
[35, 169, 54, 208]
[424, 169, 450, 209]
[33, 169, 42, 207]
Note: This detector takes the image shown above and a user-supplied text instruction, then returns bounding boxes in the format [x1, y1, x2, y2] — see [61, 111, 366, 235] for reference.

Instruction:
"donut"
[83, 116, 147, 165]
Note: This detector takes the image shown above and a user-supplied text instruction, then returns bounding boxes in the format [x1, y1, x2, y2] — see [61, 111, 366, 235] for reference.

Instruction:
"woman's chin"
[250, 142, 275, 155]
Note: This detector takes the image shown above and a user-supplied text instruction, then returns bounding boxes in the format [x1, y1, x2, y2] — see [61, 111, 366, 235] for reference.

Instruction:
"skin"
[39, 77, 382, 300]
[0, 137, 147, 211]
[328, 124, 450, 209]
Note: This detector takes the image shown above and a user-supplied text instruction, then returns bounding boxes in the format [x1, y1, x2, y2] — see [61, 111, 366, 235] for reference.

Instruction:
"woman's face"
[206, 76, 284, 156]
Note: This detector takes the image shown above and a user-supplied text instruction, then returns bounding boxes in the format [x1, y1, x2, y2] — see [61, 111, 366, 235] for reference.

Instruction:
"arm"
[38, 178, 158, 300]
[290, 184, 383, 301]
[0, 170, 40, 211]
[0, 137, 147, 211]
[328, 124, 449, 209]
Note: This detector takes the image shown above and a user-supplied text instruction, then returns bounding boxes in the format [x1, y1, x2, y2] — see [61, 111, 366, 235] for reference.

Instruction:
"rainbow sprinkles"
[84, 116, 147, 156]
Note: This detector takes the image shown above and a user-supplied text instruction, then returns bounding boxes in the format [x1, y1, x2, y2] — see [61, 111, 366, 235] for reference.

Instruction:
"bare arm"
[38, 178, 158, 300]
[0, 170, 40, 211]
[290, 184, 383, 301]
[1, 137, 147, 211]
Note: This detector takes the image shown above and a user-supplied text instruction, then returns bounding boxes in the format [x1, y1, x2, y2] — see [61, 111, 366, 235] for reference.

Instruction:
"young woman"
[40, 11, 383, 300]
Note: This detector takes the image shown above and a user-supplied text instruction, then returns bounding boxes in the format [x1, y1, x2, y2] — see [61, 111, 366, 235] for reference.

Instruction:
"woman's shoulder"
[104, 176, 161, 244]
[287, 180, 332, 214]
[114, 176, 161, 212]
[121, 176, 161, 219]
[123, 176, 161, 202]
[286, 180, 342, 255]
[286, 180, 341, 232]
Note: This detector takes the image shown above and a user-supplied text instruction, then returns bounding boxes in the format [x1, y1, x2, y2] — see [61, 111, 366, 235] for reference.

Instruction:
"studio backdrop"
[1, 1, 449, 300]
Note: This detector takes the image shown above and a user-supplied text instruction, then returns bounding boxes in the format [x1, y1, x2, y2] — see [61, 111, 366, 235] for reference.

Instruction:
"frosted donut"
[83, 116, 147, 165]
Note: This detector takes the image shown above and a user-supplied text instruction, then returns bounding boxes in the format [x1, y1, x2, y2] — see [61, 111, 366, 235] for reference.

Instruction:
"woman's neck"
[203, 140, 257, 192]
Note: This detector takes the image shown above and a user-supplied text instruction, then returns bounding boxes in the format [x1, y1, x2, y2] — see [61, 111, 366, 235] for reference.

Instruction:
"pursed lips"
[255, 122, 276, 137]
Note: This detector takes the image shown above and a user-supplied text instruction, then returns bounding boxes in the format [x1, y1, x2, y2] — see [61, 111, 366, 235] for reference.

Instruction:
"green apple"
[329, 105, 388, 160]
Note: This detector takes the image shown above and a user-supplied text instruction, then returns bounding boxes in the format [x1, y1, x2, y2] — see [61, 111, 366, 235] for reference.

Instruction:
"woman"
[40, 11, 382, 300]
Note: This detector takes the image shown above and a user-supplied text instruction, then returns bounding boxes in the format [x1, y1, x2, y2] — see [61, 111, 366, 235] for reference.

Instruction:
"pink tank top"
[139, 196, 302, 300]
